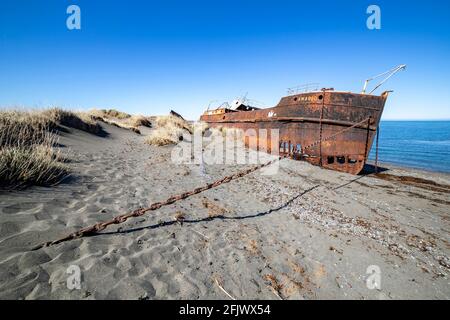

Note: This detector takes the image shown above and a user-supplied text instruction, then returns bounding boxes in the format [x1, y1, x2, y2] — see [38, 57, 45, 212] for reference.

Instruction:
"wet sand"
[0, 123, 449, 299]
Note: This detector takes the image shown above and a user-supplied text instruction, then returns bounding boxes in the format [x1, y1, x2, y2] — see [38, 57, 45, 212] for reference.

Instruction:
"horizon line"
[381, 118, 450, 121]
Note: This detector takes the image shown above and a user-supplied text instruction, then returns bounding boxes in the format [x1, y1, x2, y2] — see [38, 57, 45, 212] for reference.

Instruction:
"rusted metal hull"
[200, 90, 388, 175]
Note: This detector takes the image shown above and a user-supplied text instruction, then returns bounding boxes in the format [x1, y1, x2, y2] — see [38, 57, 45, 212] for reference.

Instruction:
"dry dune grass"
[126, 115, 152, 128]
[155, 115, 192, 133]
[99, 109, 131, 119]
[0, 107, 108, 188]
[0, 108, 184, 187]
[0, 140, 68, 189]
[146, 126, 184, 146]
[0, 110, 58, 146]
[0, 110, 69, 188]
[146, 115, 192, 146]
[98, 117, 142, 134]
[0, 108, 103, 144]
[0, 107, 152, 188]
[44, 108, 102, 134]
[89, 109, 152, 134]
[146, 119, 241, 147]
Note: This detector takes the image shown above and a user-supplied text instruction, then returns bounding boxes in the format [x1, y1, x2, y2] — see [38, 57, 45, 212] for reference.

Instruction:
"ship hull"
[200, 91, 388, 175]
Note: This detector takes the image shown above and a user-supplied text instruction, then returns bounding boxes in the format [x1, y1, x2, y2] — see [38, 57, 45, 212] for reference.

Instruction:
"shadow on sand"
[361, 163, 389, 175]
[89, 185, 321, 238]
[87, 163, 390, 239]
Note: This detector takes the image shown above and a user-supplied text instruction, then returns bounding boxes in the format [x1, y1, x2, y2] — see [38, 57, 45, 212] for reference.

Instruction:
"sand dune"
[0, 122, 449, 299]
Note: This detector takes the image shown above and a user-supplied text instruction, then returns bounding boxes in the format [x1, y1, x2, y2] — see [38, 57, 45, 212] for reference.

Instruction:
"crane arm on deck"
[362, 64, 407, 94]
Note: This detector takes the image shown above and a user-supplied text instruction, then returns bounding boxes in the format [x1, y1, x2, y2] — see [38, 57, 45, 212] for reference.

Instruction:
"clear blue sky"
[1, 0, 449, 120]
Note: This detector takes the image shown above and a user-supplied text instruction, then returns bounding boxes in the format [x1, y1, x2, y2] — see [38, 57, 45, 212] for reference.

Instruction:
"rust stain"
[200, 89, 389, 175]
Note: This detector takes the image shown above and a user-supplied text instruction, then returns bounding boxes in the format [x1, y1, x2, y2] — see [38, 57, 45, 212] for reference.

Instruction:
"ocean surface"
[368, 121, 450, 173]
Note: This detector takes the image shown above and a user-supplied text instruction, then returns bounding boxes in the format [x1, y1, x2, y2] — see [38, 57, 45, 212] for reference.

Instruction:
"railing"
[287, 83, 320, 95]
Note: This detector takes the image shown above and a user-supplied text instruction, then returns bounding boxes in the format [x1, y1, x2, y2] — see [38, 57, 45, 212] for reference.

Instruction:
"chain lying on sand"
[32, 117, 372, 250]
[32, 156, 285, 250]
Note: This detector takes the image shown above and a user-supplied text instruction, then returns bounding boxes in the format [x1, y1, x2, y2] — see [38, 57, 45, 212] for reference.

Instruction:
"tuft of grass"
[155, 115, 192, 134]
[146, 126, 184, 146]
[0, 110, 58, 147]
[0, 107, 115, 189]
[0, 110, 69, 188]
[102, 109, 131, 119]
[0, 144, 68, 188]
[146, 115, 192, 146]
[98, 118, 142, 134]
[89, 109, 152, 133]
[43, 108, 102, 134]
[128, 115, 152, 128]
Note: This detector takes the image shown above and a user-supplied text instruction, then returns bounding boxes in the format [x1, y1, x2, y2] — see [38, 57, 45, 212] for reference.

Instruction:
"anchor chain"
[32, 116, 374, 250]
[33, 156, 284, 250]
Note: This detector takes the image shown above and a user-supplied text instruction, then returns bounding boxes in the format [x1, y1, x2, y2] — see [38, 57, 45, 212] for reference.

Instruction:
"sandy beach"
[0, 121, 449, 300]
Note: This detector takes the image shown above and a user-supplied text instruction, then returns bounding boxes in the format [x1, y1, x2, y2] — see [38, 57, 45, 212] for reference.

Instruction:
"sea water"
[368, 121, 450, 173]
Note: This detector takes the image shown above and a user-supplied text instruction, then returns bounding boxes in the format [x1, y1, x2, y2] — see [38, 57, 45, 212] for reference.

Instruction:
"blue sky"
[0, 0, 449, 120]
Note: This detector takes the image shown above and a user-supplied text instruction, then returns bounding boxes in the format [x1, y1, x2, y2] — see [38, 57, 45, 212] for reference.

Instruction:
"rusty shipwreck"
[200, 65, 406, 175]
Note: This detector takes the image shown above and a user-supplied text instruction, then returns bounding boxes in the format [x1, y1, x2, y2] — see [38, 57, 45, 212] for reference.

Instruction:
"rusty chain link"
[32, 155, 285, 250]
[32, 117, 372, 250]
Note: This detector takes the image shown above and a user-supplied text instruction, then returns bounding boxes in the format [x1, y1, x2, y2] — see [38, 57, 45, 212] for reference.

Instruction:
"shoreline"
[366, 159, 450, 177]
